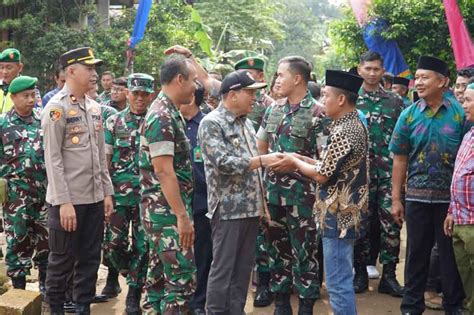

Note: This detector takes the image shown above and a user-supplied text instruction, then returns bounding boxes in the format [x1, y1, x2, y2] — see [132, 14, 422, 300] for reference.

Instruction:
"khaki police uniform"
[41, 84, 114, 309]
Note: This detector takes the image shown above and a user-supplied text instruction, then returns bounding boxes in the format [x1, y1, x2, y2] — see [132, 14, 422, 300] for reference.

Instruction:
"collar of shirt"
[9, 107, 39, 124]
[332, 110, 359, 127]
[216, 103, 245, 125]
[359, 86, 390, 98]
[190, 110, 205, 124]
[417, 97, 450, 113]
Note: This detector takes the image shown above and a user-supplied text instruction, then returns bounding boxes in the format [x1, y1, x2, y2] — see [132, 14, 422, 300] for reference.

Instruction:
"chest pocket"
[266, 107, 285, 133]
[291, 108, 313, 138]
[2, 128, 24, 160]
[113, 130, 133, 163]
[175, 134, 192, 153]
[64, 123, 88, 148]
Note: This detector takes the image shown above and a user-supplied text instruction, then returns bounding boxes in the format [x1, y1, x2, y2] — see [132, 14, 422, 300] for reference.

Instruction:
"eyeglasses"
[111, 87, 126, 93]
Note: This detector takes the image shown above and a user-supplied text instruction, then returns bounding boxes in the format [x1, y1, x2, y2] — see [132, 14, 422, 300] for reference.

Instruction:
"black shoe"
[11, 276, 26, 289]
[378, 263, 404, 297]
[92, 294, 109, 303]
[274, 293, 292, 315]
[101, 268, 122, 298]
[192, 308, 206, 315]
[254, 285, 273, 307]
[125, 286, 142, 315]
[63, 301, 75, 313]
[298, 298, 316, 315]
[75, 303, 90, 315]
[38, 268, 47, 297]
[353, 265, 368, 294]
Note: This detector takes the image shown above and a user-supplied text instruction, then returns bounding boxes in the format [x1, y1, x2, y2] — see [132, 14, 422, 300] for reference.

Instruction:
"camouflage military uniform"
[104, 106, 148, 289]
[355, 87, 404, 266]
[256, 93, 327, 299]
[97, 90, 111, 105]
[249, 91, 274, 274]
[139, 92, 195, 314]
[0, 108, 48, 278]
[100, 103, 119, 271]
[101, 104, 118, 124]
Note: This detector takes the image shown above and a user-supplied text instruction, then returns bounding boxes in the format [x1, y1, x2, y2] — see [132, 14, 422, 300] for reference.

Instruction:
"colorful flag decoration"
[443, 0, 474, 69]
[350, 0, 412, 78]
[129, 0, 153, 49]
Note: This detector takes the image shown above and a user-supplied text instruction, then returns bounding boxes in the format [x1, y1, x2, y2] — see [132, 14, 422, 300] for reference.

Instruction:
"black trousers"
[190, 212, 213, 310]
[401, 201, 465, 314]
[45, 202, 104, 308]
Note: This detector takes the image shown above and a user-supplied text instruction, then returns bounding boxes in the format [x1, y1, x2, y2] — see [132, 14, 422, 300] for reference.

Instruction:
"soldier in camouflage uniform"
[256, 56, 326, 315]
[0, 76, 48, 291]
[234, 56, 275, 307]
[104, 73, 154, 314]
[354, 51, 404, 296]
[139, 55, 197, 314]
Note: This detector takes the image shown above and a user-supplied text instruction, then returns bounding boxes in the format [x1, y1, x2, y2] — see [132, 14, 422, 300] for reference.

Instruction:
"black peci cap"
[325, 70, 364, 94]
[417, 56, 449, 77]
[393, 77, 410, 87]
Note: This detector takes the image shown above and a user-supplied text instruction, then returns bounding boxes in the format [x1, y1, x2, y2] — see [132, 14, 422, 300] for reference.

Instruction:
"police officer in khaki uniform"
[41, 47, 114, 315]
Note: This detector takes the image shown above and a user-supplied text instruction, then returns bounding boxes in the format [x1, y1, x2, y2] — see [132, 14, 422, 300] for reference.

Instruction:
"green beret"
[234, 57, 265, 71]
[128, 73, 155, 93]
[0, 48, 21, 63]
[8, 76, 38, 94]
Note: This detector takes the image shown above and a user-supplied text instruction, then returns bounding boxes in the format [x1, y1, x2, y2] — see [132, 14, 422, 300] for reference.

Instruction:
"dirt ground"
[2, 225, 443, 314]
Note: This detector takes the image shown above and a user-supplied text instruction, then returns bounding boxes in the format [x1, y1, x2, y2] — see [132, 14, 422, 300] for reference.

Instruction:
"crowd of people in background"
[0, 44, 473, 315]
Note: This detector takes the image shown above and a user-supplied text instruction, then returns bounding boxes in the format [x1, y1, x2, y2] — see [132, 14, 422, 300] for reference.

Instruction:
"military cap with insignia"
[234, 56, 265, 71]
[0, 48, 21, 63]
[325, 70, 364, 94]
[393, 76, 410, 87]
[59, 47, 103, 69]
[8, 75, 38, 94]
[417, 56, 449, 77]
[127, 73, 155, 93]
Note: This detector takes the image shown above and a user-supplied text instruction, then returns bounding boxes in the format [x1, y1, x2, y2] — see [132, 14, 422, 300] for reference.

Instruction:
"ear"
[18, 63, 24, 73]
[175, 73, 184, 87]
[293, 74, 302, 86]
[437, 76, 448, 89]
[337, 93, 346, 107]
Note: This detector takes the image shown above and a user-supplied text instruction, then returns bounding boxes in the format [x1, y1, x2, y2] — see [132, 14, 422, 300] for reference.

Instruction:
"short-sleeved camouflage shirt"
[139, 92, 193, 228]
[256, 92, 328, 206]
[105, 106, 145, 206]
[0, 109, 46, 201]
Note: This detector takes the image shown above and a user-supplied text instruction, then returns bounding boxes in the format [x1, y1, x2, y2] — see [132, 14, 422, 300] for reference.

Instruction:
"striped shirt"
[449, 127, 474, 225]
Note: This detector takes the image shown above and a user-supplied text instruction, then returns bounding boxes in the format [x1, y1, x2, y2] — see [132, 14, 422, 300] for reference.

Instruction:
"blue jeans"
[323, 237, 357, 315]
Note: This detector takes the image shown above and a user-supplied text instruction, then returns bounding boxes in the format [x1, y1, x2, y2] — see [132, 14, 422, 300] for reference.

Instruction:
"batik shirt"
[389, 96, 465, 203]
[139, 92, 193, 229]
[314, 110, 369, 239]
[105, 106, 145, 206]
[198, 104, 263, 220]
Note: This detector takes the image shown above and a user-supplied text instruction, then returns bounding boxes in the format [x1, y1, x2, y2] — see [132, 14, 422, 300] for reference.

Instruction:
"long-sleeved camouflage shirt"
[105, 106, 145, 206]
[357, 87, 403, 180]
[198, 104, 263, 220]
[0, 108, 46, 202]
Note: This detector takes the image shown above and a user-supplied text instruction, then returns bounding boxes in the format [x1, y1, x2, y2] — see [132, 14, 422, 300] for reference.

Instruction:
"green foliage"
[330, 0, 474, 75]
[193, 0, 285, 54]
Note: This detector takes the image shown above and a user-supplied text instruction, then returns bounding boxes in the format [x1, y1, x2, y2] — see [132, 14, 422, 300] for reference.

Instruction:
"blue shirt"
[185, 110, 208, 215]
[389, 95, 465, 203]
[42, 87, 60, 106]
